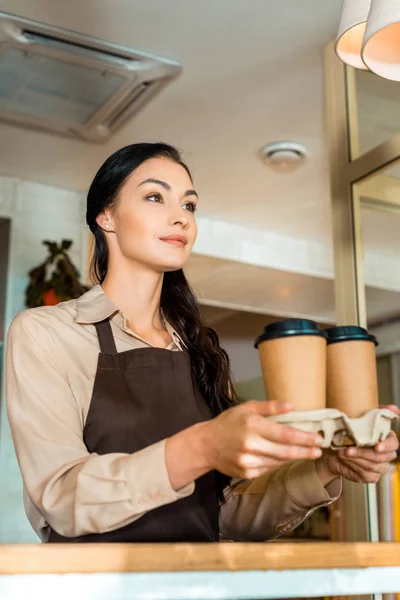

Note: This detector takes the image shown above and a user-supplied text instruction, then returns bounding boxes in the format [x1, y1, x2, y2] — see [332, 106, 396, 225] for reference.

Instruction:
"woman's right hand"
[201, 400, 324, 480]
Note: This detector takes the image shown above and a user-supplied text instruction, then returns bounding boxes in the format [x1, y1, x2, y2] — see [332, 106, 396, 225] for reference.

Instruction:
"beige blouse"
[6, 284, 341, 542]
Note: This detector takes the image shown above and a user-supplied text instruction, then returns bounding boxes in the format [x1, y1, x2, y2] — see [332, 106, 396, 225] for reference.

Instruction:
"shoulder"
[8, 299, 79, 341]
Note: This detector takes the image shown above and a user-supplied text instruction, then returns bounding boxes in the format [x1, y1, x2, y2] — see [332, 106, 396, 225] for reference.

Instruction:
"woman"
[6, 143, 398, 543]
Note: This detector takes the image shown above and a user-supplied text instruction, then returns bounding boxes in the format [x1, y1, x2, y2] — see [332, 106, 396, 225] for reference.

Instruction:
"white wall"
[212, 313, 268, 401]
[0, 176, 87, 543]
[221, 337, 262, 383]
[372, 321, 400, 357]
[222, 337, 266, 401]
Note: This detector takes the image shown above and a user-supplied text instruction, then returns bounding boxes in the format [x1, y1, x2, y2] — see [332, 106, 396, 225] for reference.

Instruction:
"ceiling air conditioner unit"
[0, 12, 182, 143]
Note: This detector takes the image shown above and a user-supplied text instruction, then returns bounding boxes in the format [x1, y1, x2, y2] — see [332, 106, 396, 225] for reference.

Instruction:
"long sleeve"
[6, 311, 194, 540]
[219, 460, 342, 541]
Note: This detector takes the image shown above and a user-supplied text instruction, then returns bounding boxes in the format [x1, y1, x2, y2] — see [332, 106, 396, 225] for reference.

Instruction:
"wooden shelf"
[1, 542, 400, 575]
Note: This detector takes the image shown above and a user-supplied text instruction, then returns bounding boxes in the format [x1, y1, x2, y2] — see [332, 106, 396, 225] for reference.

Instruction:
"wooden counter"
[2, 541, 400, 574]
[1, 542, 400, 599]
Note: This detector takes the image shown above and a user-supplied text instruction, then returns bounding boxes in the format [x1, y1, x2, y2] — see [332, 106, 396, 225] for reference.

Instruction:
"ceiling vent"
[260, 141, 307, 172]
[0, 13, 182, 143]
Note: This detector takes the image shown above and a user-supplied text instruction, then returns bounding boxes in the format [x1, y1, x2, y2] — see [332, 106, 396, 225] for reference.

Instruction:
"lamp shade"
[335, 0, 371, 69]
[362, 0, 400, 81]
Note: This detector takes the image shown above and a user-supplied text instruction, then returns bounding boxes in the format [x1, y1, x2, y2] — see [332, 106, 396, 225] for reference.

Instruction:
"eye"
[146, 193, 163, 203]
[182, 201, 197, 213]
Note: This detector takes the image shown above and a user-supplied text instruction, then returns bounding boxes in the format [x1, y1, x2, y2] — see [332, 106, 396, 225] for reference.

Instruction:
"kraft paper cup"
[326, 326, 379, 419]
[254, 319, 327, 411]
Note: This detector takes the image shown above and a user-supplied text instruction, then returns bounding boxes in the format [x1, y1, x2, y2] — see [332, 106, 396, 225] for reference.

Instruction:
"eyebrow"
[138, 178, 198, 199]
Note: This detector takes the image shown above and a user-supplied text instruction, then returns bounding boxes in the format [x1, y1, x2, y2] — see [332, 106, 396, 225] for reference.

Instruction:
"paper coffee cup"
[326, 326, 378, 418]
[254, 319, 327, 411]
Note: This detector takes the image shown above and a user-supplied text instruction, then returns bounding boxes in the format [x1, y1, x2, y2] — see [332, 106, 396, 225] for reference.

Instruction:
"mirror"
[347, 66, 400, 159]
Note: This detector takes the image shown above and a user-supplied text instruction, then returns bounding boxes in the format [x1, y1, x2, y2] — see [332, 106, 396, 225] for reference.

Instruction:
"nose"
[168, 205, 190, 228]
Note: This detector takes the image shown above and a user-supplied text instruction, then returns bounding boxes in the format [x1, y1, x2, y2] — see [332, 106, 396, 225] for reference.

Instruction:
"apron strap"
[95, 319, 117, 354]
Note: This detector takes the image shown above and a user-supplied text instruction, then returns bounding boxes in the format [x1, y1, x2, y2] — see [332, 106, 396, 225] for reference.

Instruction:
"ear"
[96, 210, 114, 232]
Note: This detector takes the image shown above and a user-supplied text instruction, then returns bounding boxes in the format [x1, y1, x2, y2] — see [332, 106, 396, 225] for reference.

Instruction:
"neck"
[101, 262, 165, 333]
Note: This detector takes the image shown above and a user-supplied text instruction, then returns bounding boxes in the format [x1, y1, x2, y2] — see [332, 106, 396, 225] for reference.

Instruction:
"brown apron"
[48, 318, 219, 543]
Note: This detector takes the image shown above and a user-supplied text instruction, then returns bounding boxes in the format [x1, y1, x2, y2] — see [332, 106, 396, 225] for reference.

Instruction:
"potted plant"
[25, 240, 89, 308]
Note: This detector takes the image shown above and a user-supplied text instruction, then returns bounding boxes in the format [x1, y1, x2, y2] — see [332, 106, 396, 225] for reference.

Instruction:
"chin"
[148, 254, 187, 273]
[161, 260, 187, 273]
[148, 245, 191, 272]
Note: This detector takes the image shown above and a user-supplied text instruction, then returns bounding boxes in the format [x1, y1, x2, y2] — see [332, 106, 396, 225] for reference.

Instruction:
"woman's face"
[98, 157, 198, 272]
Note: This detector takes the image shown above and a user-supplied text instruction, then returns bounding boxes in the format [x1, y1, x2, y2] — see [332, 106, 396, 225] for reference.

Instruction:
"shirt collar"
[76, 284, 186, 349]
[76, 284, 118, 324]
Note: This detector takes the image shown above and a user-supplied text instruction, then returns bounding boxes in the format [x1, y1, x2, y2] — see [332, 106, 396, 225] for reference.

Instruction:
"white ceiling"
[0, 0, 342, 242]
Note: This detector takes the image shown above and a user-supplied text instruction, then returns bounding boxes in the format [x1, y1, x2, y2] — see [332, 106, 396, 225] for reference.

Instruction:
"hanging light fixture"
[362, 0, 400, 81]
[335, 0, 400, 81]
[335, 0, 371, 69]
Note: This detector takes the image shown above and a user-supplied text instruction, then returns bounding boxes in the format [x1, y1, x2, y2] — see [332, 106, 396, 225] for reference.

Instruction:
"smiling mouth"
[162, 240, 185, 248]
[160, 236, 187, 248]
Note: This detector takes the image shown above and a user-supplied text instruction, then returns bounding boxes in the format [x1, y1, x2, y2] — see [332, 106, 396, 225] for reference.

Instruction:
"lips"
[160, 235, 187, 248]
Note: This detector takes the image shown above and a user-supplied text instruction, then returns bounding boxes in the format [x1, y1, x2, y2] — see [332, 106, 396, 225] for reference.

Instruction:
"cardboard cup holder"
[269, 408, 397, 449]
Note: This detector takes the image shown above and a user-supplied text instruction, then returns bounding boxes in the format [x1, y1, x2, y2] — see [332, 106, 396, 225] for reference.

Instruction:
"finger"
[336, 462, 366, 484]
[380, 405, 400, 415]
[344, 444, 397, 464]
[339, 458, 382, 483]
[248, 399, 293, 417]
[256, 437, 322, 461]
[241, 433, 323, 461]
[344, 447, 397, 464]
[339, 455, 391, 475]
[375, 431, 399, 453]
[342, 453, 397, 470]
[255, 416, 324, 448]
[236, 450, 321, 480]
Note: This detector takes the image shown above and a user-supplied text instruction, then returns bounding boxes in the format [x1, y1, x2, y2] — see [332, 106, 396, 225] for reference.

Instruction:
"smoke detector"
[260, 141, 307, 172]
[0, 12, 182, 143]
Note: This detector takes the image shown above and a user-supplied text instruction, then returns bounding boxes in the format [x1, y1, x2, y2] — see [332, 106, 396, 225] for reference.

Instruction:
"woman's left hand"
[316, 405, 399, 485]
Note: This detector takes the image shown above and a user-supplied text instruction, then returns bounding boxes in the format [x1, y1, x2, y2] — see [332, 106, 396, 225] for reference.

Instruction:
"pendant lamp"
[362, 0, 400, 81]
[335, 0, 372, 69]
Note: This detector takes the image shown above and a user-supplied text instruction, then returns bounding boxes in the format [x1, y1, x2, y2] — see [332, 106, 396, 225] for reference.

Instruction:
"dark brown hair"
[86, 143, 238, 500]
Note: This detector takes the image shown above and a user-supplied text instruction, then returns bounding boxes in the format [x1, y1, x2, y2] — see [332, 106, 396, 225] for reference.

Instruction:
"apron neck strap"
[95, 319, 117, 354]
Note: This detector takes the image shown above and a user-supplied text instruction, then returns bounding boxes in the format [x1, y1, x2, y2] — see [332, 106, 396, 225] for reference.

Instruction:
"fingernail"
[315, 436, 324, 447]
[347, 448, 357, 457]
[279, 401, 292, 411]
[377, 443, 385, 452]
[313, 448, 322, 458]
